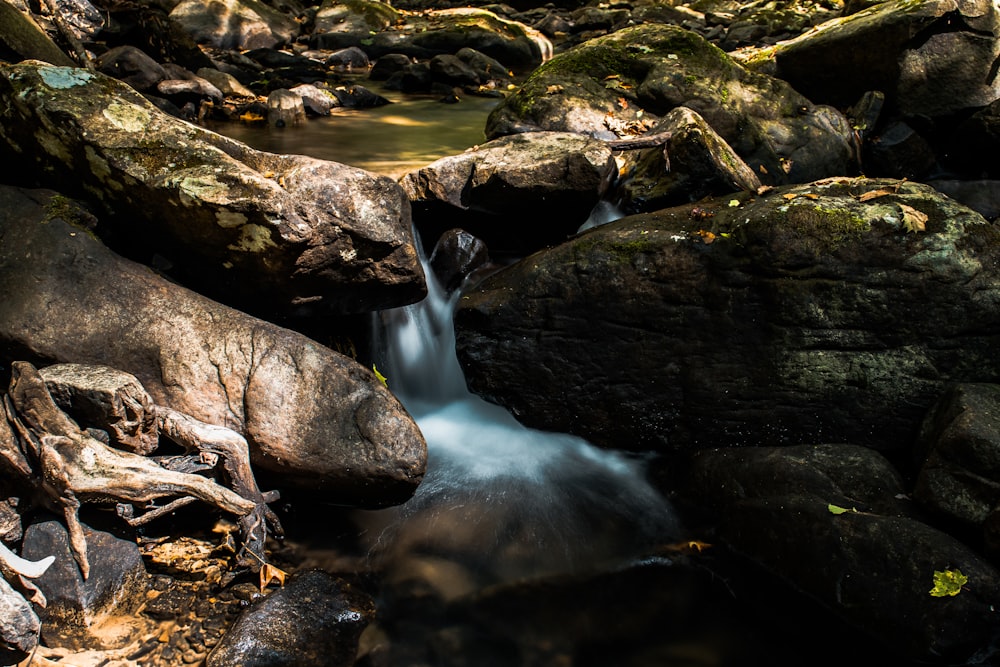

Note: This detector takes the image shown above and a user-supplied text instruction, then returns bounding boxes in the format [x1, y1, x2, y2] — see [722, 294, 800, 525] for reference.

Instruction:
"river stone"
[760, 0, 1000, 117]
[616, 106, 762, 214]
[206, 570, 374, 667]
[454, 177, 1000, 455]
[313, 0, 399, 45]
[681, 444, 1000, 663]
[0, 186, 427, 503]
[21, 519, 151, 650]
[196, 67, 256, 98]
[267, 88, 307, 126]
[400, 131, 615, 253]
[485, 24, 856, 186]
[169, 0, 300, 50]
[95, 45, 168, 92]
[0, 61, 425, 316]
[914, 384, 1000, 533]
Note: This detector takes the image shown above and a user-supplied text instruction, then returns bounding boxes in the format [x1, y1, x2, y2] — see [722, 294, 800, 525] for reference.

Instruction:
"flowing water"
[367, 243, 679, 587]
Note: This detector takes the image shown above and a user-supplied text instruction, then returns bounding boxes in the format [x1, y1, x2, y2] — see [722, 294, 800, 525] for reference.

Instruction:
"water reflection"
[210, 87, 502, 179]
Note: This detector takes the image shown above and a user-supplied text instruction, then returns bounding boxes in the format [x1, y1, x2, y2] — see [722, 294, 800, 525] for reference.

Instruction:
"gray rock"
[0, 61, 425, 316]
[0, 186, 426, 502]
[681, 444, 1000, 663]
[289, 83, 338, 115]
[369, 53, 413, 80]
[428, 228, 492, 293]
[313, 0, 399, 40]
[21, 519, 151, 650]
[0, 0, 74, 67]
[429, 54, 482, 87]
[169, 0, 300, 50]
[0, 575, 39, 664]
[326, 45, 371, 70]
[485, 24, 856, 186]
[267, 88, 307, 126]
[206, 570, 374, 667]
[157, 76, 224, 104]
[927, 179, 1000, 222]
[196, 67, 256, 98]
[400, 131, 615, 252]
[764, 0, 1000, 117]
[616, 106, 762, 213]
[454, 178, 1000, 454]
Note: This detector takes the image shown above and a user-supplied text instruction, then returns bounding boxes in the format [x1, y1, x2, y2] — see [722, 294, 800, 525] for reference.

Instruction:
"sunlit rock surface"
[0, 61, 426, 316]
[0, 186, 426, 503]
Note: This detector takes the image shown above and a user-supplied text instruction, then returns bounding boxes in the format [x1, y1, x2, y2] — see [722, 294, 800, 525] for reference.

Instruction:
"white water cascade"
[368, 239, 679, 586]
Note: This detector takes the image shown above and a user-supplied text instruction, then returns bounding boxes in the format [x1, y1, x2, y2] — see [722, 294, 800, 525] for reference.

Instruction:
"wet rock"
[400, 131, 615, 253]
[485, 24, 856, 186]
[914, 384, 1000, 542]
[326, 45, 371, 70]
[0, 186, 427, 503]
[454, 178, 1000, 454]
[206, 570, 374, 667]
[329, 83, 391, 108]
[456, 47, 513, 85]
[616, 106, 762, 214]
[21, 519, 151, 650]
[428, 229, 492, 292]
[267, 88, 307, 126]
[763, 0, 1000, 117]
[0, 0, 74, 66]
[170, 0, 300, 51]
[682, 444, 1000, 663]
[157, 76, 225, 105]
[95, 45, 167, 92]
[369, 53, 413, 80]
[0, 61, 425, 316]
[384, 61, 433, 92]
[429, 53, 482, 87]
[0, 575, 39, 664]
[290, 83, 338, 115]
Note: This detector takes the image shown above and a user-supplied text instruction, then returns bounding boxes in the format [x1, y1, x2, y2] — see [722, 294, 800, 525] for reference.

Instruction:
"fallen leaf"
[900, 204, 927, 233]
[694, 229, 716, 244]
[373, 364, 388, 386]
[260, 562, 287, 591]
[617, 96, 628, 110]
[659, 540, 712, 554]
[782, 193, 799, 200]
[827, 503, 851, 515]
[545, 84, 564, 94]
[929, 568, 968, 597]
[728, 199, 741, 207]
[756, 185, 773, 195]
[857, 188, 894, 202]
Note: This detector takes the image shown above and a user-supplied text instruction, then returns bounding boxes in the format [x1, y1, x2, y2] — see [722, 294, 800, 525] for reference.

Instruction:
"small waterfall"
[369, 238, 678, 586]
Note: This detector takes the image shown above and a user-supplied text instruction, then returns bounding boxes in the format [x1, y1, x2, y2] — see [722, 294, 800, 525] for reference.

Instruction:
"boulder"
[0, 61, 425, 316]
[681, 444, 1000, 663]
[0, 575, 39, 665]
[0, 186, 427, 503]
[290, 83, 339, 115]
[400, 131, 615, 253]
[760, 0, 1000, 117]
[312, 0, 399, 46]
[454, 178, 1000, 454]
[206, 570, 374, 667]
[95, 45, 167, 92]
[196, 66, 256, 98]
[615, 106, 762, 214]
[169, 0, 300, 51]
[21, 519, 151, 650]
[485, 24, 856, 186]
[267, 88, 307, 126]
[0, 0, 74, 67]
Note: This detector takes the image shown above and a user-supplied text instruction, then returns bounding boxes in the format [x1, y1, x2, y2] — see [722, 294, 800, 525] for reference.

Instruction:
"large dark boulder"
[454, 178, 1000, 455]
[681, 444, 1000, 663]
[0, 61, 425, 317]
[485, 24, 856, 186]
[0, 186, 426, 504]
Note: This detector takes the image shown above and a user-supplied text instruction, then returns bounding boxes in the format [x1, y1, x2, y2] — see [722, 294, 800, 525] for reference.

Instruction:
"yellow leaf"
[373, 364, 388, 386]
[545, 84, 564, 94]
[929, 569, 968, 597]
[259, 562, 287, 591]
[857, 188, 893, 202]
[828, 503, 851, 515]
[900, 204, 927, 233]
[782, 193, 799, 200]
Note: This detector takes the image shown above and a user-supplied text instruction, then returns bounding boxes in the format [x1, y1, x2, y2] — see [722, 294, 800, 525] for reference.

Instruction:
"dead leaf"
[617, 96, 628, 110]
[545, 84, 564, 94]
[259, 562, 287, 591]
[694, 229, 716, 244]
[756, 185, 774, 195]
[782, 193, 799, 201]
[900, 204, 927, 233]
[659, 540, 712, 554]
[857, 188, 894, 202]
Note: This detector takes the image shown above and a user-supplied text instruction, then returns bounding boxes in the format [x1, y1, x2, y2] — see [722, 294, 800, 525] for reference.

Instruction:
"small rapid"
[367, 235, 678, 585]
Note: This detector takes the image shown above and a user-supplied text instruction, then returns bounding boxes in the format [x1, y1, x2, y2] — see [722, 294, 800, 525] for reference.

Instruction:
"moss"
[780, 201, 872, 248]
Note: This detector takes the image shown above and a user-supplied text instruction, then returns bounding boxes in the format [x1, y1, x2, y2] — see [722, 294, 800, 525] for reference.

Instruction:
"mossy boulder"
[454, 177, 1000, 455]
[312, 0, 399, 48]
[169, 0, 300, 50]
[0, 61, 425, 317]
[749, 0, 1000, 117]
[485, 24, 856, 186]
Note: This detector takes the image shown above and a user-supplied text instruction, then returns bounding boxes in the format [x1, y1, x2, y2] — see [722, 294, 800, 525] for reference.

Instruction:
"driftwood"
[2, 361, 282, 578]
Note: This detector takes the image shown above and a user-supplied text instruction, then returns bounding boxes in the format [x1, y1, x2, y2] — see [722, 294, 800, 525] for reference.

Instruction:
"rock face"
[169, 0, 300, 51]
[454, 178, 1000, 455]
[400, 132, 615, 252]
[205, 570, 374, 667]
[681, 444, 1000, 663]
[0, 61, 425, 317]
[0, 186, 426, 504]
[764, 0, 1000, 117]
[484, 24, 856, 186]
